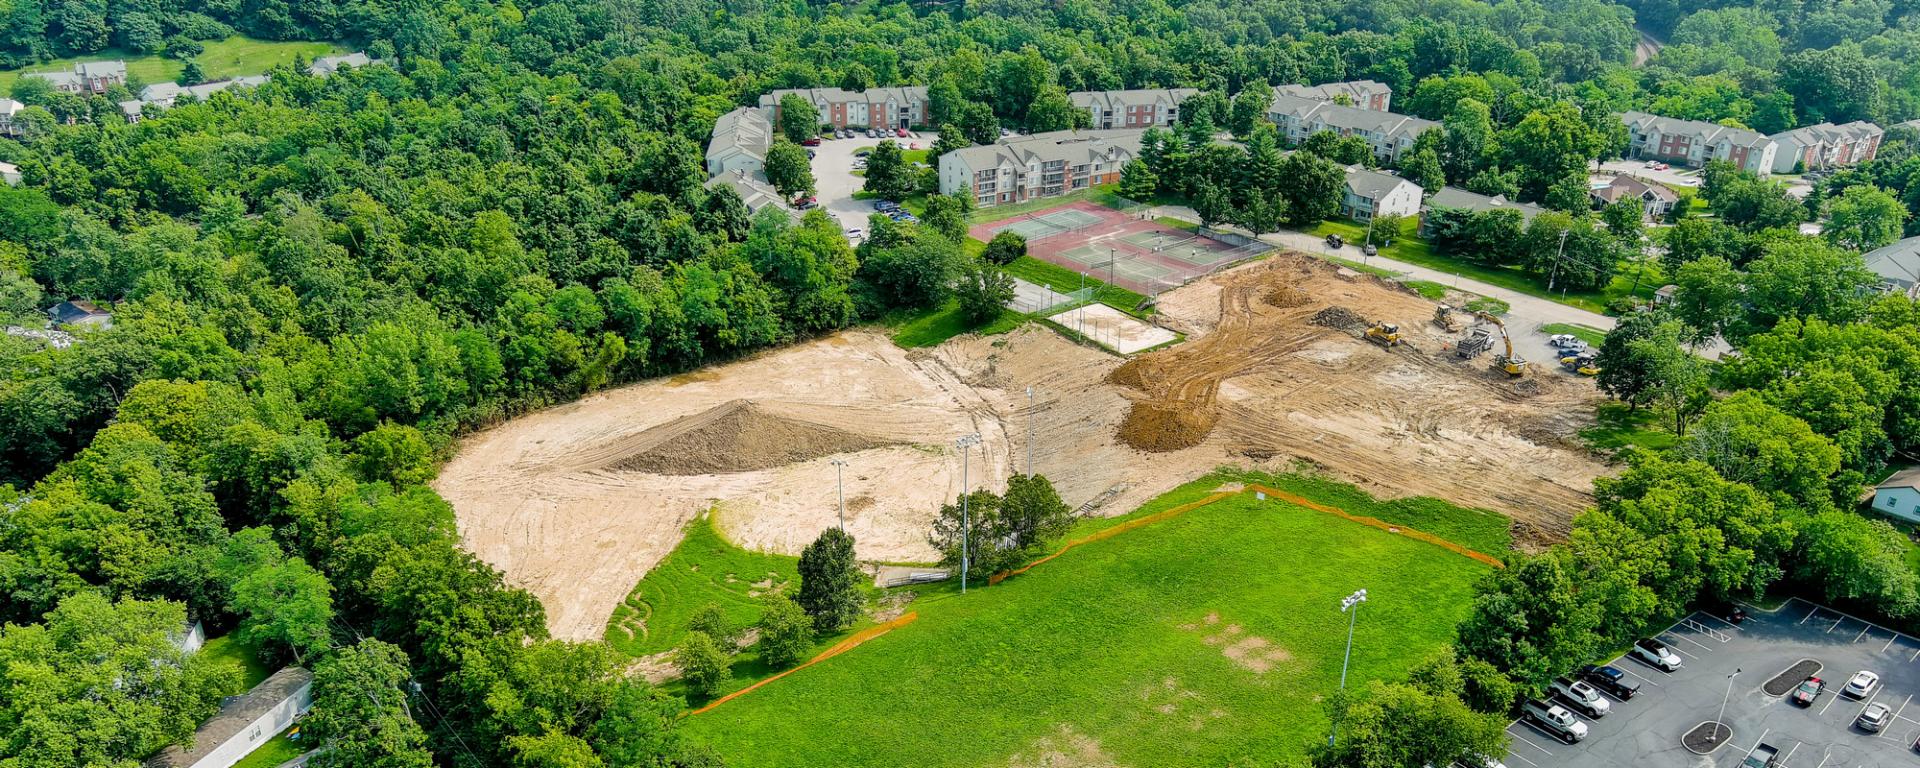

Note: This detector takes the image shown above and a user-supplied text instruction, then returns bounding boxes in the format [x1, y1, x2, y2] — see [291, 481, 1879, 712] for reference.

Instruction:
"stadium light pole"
[1711, 668, 1741, 742]
[1025, 387, 1035, 477]
[829, 458, 848, 530]
[954, 432, 981, 594]
[1108, 247, 1117, 287]
[1329, 588, 1368, 748]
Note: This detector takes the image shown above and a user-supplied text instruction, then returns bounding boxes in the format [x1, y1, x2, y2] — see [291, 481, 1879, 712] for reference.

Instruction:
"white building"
[1769, 121, 1884, 174]
[1275, 80, 1393, 111]
[145, 667, 313, 768]
[705, 107, 773, 179]
[0, 98, 24, 136]
[705, 170, 801, 222]
[1340, 165, 1423, 221]
[0, 161, 18, 187]
[1068, 88, 1198, 129]
[1266, 93, 1437, 165]
[938, 129, 1141, 207]
[1874, 468, 1920, 523]
[25, 60, 126, 94]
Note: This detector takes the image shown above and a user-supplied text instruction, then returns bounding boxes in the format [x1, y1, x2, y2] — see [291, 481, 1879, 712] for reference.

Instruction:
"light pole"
[1547, 229, 1569, 292]
[829, 458, 847, 530]
[1025, 387, 1035, 477]
[954, 432, 981, 594]
[1329, 588, 1368, 748]
[1108, 247, 1117, 287]
[1711, 668, 1741, 742]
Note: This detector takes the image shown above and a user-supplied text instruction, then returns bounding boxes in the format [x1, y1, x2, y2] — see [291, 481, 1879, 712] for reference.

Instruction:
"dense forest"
[4, 0, 1920, 765]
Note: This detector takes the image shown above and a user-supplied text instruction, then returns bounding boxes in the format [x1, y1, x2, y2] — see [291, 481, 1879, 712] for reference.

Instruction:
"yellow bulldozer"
[1561, 352, 1600, 376]
[1365, 322, 1403, 348]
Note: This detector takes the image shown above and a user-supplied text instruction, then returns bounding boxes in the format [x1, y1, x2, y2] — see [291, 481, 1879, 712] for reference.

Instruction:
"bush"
[688, 603, 734, 648]
[983, 231, 1027, 266]
[754, 593, 814, 669]
[674, 631, 731, 700]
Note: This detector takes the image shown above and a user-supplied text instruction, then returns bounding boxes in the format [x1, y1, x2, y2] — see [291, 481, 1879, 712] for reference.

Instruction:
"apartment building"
[705, 106, 773, 178]
[1418, 187, 1547, 236]
[1769, 121, 1883, 173]
[0, 98, 23, 136]
[1068, 88, 1198, 129]
[1340, 166, 1423, 221]
[938, 129, 1142, 207]
[24, 60, 126, 94]
[1275, 80, 1393, 111]
[758, 86, 930, 131]
[1620, 111, 1777, 174]
[118, 76, 270, 122]
[1266, 93, 1437, 165]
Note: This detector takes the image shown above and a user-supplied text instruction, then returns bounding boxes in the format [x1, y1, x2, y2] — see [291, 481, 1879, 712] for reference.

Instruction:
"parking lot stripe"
[1885, 634, 1898, 653]
[1503, 751, 1538, 768]
[1855, 625, 1872, 643]
[1617, 663, 1663, 687]
[1803, 605, 1821, 624]
[1509, 731, 1555, 755]
[1820, 690, 1842, 715]
[1666, 631, 1714, 652]
[1828, 617, 1847, 633]
[1910, 645, 1920, 663]
[1813, 749, 1833, 768]
[1782, 741, 1801, 765]
[1894, 694, 1911, 722]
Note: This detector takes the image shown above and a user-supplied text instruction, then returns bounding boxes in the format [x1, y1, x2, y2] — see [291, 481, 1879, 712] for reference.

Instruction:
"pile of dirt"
[1264, 285, 1309, 308]
[1309, 306, 1366, 329]
[1117, 402, 1219, 452]
[1106, 359, 1149, 390]
[608, 399, 895, 475]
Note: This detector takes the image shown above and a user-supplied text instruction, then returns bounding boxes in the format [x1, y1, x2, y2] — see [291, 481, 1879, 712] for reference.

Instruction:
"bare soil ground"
[441, 251, 1607, 641]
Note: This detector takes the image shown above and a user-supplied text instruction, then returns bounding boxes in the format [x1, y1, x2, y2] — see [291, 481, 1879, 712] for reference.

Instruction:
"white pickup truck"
[1550, 677, 1612, 718]
[1523, 700, 1590, 743]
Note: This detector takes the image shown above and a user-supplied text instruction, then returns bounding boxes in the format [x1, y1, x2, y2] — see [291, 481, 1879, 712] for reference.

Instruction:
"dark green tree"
[753, 592, 814, 668]
[777, 93, 820, 143]
[306, 639, 435, 768]
[983, 231, 1027, 266]
[796, 527, 863, 632]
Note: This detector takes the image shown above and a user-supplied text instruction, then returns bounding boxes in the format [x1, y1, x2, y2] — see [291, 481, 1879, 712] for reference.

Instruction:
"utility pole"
[1025, 387, 1035, 477]
[1547, 229, 1569, 292]
[829, 458, 847, 530]
[954, 433, 981, 594]
[1329, 588, 1368, 748]
[1108, 247, 1117, 287]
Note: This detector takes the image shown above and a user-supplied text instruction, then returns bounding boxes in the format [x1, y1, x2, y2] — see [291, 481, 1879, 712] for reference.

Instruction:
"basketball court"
[969, 200, 1270, 295]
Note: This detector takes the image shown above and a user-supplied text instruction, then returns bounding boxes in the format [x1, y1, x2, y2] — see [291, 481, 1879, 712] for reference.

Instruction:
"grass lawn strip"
[682, 472, 1498, 767]
[603, 511, 803, 658]
[1541, 322, 1607, 347]
[1000, 254, 1150, 317]
[0, 36, 342, 91]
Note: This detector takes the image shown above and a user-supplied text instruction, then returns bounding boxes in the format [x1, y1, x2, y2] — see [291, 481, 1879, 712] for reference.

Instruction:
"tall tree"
[777, 93, 820, 144]
[796, 527, 863, 632]
[306, 639, 435, 768]
[762, 140, 815, 199]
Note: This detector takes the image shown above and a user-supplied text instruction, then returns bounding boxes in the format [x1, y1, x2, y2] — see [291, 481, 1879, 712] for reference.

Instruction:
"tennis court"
[969, 200, 1271, 295]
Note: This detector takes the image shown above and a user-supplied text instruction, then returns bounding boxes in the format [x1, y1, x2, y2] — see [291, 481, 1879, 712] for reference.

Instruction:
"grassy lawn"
[0, 36, 342, 92]
[1541, 323, 1607, 347]
[605, 512, 804, 658]
[1464, 296, 1510, 315]
[230, 731, 306, 768]
[969, 184, 1126, 224]
[1156, 216, 1199, 232]
[1579, 401, 1678, 454]
[890, 299, 1026, 348]
[1403, 280, 1449, 300]
[199, 634, 272, 693]
[682, 471, 1496, 767]
[1305, 219, 1661, 315]
[1001, 255, 1149, 317]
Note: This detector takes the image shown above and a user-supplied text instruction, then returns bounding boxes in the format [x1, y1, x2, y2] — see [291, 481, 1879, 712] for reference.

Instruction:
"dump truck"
[1455, 326, 1494, 358]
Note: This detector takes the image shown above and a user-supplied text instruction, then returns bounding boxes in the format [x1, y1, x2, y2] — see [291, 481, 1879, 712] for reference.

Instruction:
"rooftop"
[145, 667, 312, 768]
[1424, 186, 1547, 220]
[1863, 235, 1920, 291]
[1266, 93, 1436, 137]
[1881, 467, 1920, 491]
[1621, 110, 1773, 149]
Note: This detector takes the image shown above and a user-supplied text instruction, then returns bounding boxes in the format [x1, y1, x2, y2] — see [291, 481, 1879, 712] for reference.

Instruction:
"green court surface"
[994, 218, 1069, 239]
[1121, 230, 1192, 250]
[1059, 245, 1175, 281]
[1039, 208, 1107, 228]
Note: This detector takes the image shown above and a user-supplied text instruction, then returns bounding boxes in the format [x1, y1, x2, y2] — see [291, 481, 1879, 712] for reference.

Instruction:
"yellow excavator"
[1365, 322, 1402, 347]
[1473, 311, 1527, 377]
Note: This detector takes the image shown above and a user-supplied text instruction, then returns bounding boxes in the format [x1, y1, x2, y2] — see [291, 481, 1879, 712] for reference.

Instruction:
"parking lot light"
[1711, 667, 1741, 742]
[1329, 588, 1368, 748]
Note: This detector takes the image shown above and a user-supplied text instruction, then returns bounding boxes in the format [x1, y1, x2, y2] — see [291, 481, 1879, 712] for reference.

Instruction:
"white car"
[1633, 638, 1681, 671]
[1858, 701, 1892, 732]
[1843, 670, 1880, 698]
[846, 228, 865, 241]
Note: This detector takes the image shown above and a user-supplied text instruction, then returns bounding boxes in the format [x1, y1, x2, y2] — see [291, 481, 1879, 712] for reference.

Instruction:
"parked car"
[1361, 243, 1378, 257]
[1522, 700, 1588, 743]
[1549, 334, 1582, 349]
[1550, 677, 1611, 718]
[874, 200, 899, 211]
[801, 137, 822, 147]
[1790, 676, 1824, 706]
[846, 227, 864, 240]
[1705, 602, 1747, 625]
[1859, 701, 1893, 732]
[896, 127, 910, 137]
[1633, 638, 1682, 671]
[1741, 743, 1779, 768]
[1580, 664, 1641, 699]
[1324, 234, 1344, 249]
[1843, 670, 1880, 698]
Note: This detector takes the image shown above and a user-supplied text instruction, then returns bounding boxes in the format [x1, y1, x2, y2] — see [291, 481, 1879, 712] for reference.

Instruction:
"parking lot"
[807, 130, 937, 235]
[1505, 598, 1920, 768]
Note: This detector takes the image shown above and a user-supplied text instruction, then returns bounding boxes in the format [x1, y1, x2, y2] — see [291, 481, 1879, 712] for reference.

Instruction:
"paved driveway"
[1505, 599, 1920, 768]
[809, 131, 938, 233]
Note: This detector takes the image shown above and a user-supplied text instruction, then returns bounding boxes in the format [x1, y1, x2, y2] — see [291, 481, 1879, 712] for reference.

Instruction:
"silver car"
[1858, 701, 1892, 732]
[1843, 670, 1880, 698]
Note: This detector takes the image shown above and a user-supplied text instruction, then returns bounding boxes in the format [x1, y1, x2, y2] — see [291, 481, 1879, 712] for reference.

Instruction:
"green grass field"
[0, 36, 342, 92]
[889, 299, 1025, 348]
[1000, 255, 1150, 317]
[681, 473, 1497, 767]
[1579, 401, 1677, 454]
[1541, 323, 1607, 347]
[230, 731, 306, 768]
[605, 512, 804, 658]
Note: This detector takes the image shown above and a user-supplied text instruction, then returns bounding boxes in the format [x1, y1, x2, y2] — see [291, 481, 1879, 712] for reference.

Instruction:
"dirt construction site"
[440, 251, 1611, 641]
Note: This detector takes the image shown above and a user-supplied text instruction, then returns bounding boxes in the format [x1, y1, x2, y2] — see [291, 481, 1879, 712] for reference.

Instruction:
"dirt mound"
[608, 399, 895, 475]
[1107, 359, 1149, 390]
[1310, 306, 1366, 329]
[1264, 285, 1309, 308]
[1118, 402, 1219, 452]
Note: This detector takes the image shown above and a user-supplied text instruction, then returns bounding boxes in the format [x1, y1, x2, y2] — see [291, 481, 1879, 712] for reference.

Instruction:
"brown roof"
[1880, 467, 1920, 492]
[1594, 175, 1678, 205]
[147, 667, 312, 768]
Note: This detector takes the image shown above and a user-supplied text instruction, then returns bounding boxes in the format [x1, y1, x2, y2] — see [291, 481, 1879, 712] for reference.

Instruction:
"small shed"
[146, 667, 313, 768]
[1874, 468, 1920, 524]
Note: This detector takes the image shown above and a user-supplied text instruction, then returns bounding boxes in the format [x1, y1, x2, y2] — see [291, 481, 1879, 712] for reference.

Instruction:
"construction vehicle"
[1365, 322, 1402, 348]
[1473, 311, 1528, 376]
[1433, 304, 1465, 332]
[1454, 326, 1494, 358]
[1561, 352, 1600, 376]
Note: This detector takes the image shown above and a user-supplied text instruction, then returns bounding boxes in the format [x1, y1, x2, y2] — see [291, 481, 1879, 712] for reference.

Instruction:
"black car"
[1579, 664, 1641, 700]
[1705, 601, 1747, 625]
[1325, 233, 1345, 249]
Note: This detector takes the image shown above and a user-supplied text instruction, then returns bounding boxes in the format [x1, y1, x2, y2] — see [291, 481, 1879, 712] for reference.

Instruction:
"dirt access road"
[442, 251, 1610, 642]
